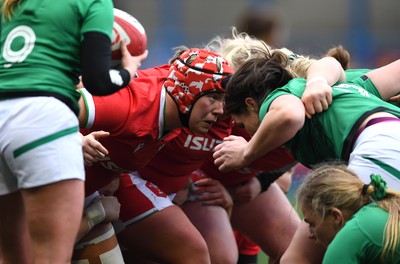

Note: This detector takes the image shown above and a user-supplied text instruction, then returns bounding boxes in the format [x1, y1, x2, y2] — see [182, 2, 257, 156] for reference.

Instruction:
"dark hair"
[225, 52, 293, 115]
[237, 14, 278, 41]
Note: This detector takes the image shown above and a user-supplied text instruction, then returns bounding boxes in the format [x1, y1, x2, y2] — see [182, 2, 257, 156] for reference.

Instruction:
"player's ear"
[244, 97, 259, 112]
[330, 207, 345, 229]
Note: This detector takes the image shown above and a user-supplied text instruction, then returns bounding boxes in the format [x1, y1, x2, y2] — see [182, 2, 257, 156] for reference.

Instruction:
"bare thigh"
[183, 201, 238, 264]
[117, 205, 210, 264]
[0, 179, 84, 263]
[0, 191, 30, 264]
[231, 183, 301, 262]
[24, 180, 84, 262]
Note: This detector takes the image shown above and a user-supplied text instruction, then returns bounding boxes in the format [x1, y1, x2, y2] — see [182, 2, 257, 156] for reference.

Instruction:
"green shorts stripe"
[14, 126, 79, 158]
[362, 156, 400, 179]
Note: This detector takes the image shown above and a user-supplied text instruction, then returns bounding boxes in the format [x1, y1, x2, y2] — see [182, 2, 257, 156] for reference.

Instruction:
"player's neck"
[164, 93, 183, 130]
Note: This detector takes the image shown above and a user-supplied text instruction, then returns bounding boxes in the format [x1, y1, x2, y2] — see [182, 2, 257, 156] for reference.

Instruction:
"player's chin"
[192, 121, 213, 134]
[194, 127, 210, 134]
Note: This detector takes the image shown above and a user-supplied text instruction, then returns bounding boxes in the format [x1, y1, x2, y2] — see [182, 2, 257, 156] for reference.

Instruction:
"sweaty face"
[301, 206, 339, 248]
[231, 111, 260, 136]
[189, 93, 225, 134]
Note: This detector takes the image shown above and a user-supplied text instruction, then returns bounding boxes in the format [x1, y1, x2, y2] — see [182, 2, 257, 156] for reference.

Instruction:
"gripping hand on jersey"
[81, 131, 110, 166]
[213, 135, 249, 172]
[190, 177, 233, 216]
[301, 78, 332, 118]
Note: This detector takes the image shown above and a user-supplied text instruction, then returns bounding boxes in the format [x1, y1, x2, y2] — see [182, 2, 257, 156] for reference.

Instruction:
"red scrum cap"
[164, 48, 234, 115]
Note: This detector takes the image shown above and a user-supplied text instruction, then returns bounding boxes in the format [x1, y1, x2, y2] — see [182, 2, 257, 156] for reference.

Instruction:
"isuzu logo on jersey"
[133, 142, 145, 153]
[98, 156, 131, 173]
[183, 134, 223, 151]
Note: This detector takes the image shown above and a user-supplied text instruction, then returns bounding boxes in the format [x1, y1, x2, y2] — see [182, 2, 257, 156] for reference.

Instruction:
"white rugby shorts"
[0, 97, 84, 195]
[349, 121, 400, 190]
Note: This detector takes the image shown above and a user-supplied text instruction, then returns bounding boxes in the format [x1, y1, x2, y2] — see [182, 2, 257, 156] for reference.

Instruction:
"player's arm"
[243, 95, 305, 166]
[80, 32, 146, 96]
[214, 95, 304, 172]
[76, 194, 120, 242]
[302, 57, 346, 117]
[366, 59, 400, 101]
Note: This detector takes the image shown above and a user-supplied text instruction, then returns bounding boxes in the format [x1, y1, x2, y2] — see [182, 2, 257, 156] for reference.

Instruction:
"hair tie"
[361, 184, 370, 196]
[287, 53, 300, 61]
[369, 174, 387, 200]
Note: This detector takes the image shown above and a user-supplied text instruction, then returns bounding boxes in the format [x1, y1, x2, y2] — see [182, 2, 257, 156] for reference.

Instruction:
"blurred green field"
[258, 251, 269, 263]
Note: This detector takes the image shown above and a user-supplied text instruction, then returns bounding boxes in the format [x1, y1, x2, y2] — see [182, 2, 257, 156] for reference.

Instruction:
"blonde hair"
[297, 164, 400, 260]
[205, 27, 316, 78]
[168, 45, 189, 64]
[1, 0, 20, 20]
[205, 27, 351, 79]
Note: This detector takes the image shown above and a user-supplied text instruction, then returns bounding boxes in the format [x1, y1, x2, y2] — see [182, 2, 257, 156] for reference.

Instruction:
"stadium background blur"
[112, 0, 400, 262]
[113, 0, 400, 70]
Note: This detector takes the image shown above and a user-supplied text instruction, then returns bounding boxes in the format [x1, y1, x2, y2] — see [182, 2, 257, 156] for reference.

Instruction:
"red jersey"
[136, 64, 170, 77]
[80, 76, 180, 195]
[200, 125, 296, 186]
[138, 116, 296, 192]
[137, 117, 232, 193]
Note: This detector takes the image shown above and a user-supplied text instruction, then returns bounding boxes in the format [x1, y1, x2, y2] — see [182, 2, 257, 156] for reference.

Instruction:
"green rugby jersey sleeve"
[259, 78, 306, 121]
[80, 0, 114, 40]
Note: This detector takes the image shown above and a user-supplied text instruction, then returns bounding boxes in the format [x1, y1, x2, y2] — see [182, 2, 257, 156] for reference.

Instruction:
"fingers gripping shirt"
[137, 118, 232, 193]
[138, 117, 295, 193]
[79, 76, 181, 195]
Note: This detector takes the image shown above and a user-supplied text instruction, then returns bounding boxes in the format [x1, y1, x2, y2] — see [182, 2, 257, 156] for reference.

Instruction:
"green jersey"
[345, 69, 370, 82]
[0, 0, 114, 111]
[346, 69, 382, 98]
[260, 76, 400, 167]
[323, 203, 400, 264]
[348, 69, 400, 108]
